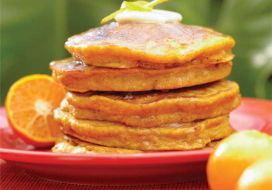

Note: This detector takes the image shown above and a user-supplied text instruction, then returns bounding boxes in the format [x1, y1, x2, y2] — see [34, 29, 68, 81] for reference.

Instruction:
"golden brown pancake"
[61, 98, 240, 128]
[52, 136, 222, 154]
[72, 49, 234, 69]
[61, 80, 241, 127]
[55, 110, 233, 151]
[66, 80, 240, 116]
[53, 135, 143, 154]
[50, 58, 232, 92]
[65, 22, 235, 69]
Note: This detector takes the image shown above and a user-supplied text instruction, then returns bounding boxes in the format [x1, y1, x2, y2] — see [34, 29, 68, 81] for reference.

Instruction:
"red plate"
[0, 98, 271, 185]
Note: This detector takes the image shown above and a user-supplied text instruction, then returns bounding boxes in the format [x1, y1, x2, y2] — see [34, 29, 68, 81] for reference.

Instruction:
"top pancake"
[65, 22, 235, 69]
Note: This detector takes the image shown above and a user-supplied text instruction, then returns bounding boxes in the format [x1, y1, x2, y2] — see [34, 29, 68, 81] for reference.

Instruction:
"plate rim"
[0, 147, 212, 165]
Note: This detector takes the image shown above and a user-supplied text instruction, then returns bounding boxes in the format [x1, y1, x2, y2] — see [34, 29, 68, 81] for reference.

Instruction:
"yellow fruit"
[207, 130, 272, 190]
[235, 158, 272, 190]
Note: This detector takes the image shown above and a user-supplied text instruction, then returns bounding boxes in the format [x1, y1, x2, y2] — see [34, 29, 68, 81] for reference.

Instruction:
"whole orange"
[235, 158, 272, 190]
[207, 130, 272, 190]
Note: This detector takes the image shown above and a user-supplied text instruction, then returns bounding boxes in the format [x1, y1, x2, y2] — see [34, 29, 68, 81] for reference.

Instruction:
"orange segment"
[5, 74, 66, 147]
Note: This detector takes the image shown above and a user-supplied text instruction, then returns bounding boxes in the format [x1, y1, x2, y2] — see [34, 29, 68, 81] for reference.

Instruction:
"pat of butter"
[115, 9, 182, 24]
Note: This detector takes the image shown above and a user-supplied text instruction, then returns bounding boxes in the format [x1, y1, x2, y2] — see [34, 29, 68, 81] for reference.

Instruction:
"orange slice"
[5, 74, 66, 147]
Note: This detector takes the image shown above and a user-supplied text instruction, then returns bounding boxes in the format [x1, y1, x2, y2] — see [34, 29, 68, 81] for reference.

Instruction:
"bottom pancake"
[53, 135, 143, 154]
[52, 135, 223, 154]
[55, 110, 233, 151]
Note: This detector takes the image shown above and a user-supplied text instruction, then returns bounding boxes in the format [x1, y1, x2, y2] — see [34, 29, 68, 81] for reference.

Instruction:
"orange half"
[5, 74, 66, 147]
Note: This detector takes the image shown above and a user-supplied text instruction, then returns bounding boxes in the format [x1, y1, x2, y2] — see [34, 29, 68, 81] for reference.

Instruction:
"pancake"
[62, 80, 241, 127]
[53, 135, 143, 154]
[61, 98, 240, 128]
[71, 48, 234, 69]
[50, 58, 232, 92]
[52, 136, 222, 154]
[66, 80, 241, 116]
[65, 22, 235, 69]
[55, 110, 233, 151]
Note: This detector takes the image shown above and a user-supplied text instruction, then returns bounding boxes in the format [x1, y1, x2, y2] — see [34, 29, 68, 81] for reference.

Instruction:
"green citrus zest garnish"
[101, 0, 170, 24]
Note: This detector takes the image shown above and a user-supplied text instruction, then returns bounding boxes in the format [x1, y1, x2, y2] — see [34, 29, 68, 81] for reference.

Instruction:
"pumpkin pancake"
[50, 58, 232, 92]
[66, 80, 240, 116]
[61, 98, 240, 128]
[71, 48, 234, 69]
[54, 110, 233, 151]
[61, 80, 241, 127]
[65, 22, 235, 69]
[53, 135, 143, 154]
[52, 136, 222, 154]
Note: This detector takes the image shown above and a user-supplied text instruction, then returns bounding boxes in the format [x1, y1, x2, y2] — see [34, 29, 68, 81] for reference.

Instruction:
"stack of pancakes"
[51, 22, 241, 154]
